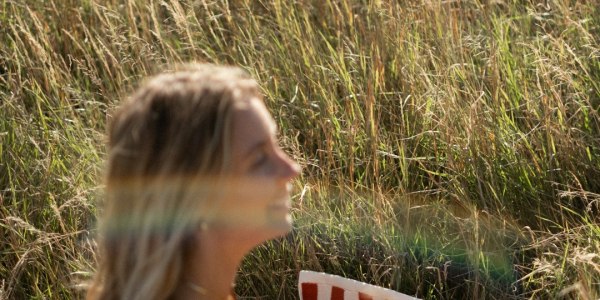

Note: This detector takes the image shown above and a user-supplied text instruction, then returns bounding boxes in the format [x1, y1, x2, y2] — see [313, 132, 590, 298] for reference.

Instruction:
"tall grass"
[1, 0, 599, 299]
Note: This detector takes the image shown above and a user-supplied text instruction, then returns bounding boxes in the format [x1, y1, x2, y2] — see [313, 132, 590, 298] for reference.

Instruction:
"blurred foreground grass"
[1, 0, 600, 299]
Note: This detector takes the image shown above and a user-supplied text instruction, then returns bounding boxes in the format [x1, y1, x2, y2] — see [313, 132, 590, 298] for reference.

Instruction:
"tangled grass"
[1, 0, 599, 298]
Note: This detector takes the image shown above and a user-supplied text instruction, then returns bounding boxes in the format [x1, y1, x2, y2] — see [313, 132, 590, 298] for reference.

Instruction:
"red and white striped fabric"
[298, 270, 419, 300]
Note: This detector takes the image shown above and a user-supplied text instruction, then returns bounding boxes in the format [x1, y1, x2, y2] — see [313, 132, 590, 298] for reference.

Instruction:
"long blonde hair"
[88, 64, 260, 300]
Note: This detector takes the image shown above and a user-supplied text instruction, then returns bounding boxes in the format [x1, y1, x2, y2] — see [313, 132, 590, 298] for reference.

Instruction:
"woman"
[88, 64, 301, 300]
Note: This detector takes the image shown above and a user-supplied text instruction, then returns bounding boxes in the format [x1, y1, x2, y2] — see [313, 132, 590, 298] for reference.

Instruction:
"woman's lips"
[268, 195, 291, 211]
[268, 186, 293, 212]
[268, 201, 290, 210]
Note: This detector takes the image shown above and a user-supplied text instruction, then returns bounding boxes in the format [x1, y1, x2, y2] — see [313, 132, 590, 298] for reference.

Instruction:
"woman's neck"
[173, 229, 250, 300]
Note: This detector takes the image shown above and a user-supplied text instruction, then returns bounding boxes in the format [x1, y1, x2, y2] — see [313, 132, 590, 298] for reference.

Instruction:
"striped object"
[298, 270, 419, 300]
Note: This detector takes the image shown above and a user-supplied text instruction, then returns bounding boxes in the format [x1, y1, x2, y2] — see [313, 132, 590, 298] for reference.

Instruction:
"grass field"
[1, 0, 600, 299]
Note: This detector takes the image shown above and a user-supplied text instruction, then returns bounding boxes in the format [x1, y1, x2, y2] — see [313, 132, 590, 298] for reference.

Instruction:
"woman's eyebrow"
[243, 139, 269, 160]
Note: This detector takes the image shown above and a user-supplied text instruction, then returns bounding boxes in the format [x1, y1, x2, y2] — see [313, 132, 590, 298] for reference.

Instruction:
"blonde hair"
[88, 64, 260, 300]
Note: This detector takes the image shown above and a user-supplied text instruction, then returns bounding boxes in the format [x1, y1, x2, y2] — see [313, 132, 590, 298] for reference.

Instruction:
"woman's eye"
[250, 152, 268, 169]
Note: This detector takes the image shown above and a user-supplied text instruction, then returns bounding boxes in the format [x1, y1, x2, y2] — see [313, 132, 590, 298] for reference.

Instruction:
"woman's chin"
[265, 210, 293, 236]
[264, 211, 292, 239]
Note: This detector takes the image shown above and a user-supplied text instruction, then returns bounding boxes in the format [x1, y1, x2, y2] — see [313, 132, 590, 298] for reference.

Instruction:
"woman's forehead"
[233, 98, 276, 132]
[230, 98, 277, 155]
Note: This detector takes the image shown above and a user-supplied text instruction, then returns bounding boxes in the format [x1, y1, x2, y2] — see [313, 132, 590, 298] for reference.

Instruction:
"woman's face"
[212, 97, 300, 240]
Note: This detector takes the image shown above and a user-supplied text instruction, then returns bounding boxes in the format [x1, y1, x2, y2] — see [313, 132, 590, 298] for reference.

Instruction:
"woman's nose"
[277, 151, 301, 181]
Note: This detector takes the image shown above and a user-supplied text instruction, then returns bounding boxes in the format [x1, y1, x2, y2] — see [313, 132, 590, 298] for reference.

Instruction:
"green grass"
[1, 0, 600, 299]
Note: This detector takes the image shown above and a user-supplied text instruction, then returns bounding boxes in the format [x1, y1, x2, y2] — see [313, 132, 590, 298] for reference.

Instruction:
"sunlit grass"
[1, 0, 599, 299]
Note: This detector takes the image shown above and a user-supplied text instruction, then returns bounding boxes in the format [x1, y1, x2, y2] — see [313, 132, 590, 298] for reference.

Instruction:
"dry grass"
[1, 0, 599, 299]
